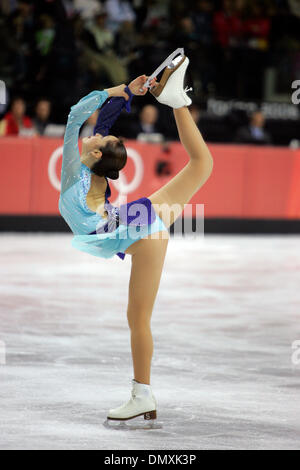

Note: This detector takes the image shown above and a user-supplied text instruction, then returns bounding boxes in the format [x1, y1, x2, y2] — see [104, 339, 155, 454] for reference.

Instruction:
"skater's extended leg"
[149, 106, 213, 228]
[125, 235, 169, 385]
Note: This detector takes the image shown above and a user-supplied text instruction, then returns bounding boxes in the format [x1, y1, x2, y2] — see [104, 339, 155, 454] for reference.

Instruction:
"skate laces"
[184, 86, 193, 94]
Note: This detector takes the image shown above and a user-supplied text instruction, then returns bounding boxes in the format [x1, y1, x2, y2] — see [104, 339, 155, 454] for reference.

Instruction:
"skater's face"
[82, 133, 119, 152]
[81, 134, 119, 167]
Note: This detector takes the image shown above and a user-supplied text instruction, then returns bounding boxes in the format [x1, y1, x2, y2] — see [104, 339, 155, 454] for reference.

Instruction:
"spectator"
[83, 10, 129, 85]
[73, 0, 103, 20]
[235, 111, 272, 145]
[213, 0, 246, 98]
[105, 0, 136, 33]
[0, 0, 17, 15]
[193, 0, 213, 46]
[171, 16, 199, 49]
[34, 14, 56, 58]
[0, 16, 15, 86]
[6, 0, 35, 84]
[0, 0, 298, 145]
[244, 1, 271, 51]
[142, 0, 170, 30]
[289, 0, 300, 18]
[0, 97, 34, 136]
[213, 0, 244, 48]
[33, 98, 52, 135]
[189, 1, 216, 94]
[32, 0, 79, 111]
[33, 98, 65, 137]
[115, 19, 139, 66]
[239, 2, 271, 100]
[127, 105, 162, 140]
[80, 110, 99, 138]
[16, 0, 33, 22]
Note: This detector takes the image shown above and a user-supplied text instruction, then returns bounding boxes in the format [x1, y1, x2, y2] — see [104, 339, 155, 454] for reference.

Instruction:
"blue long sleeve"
[93, 86, 134, 136]
[61, 90, 109, 195]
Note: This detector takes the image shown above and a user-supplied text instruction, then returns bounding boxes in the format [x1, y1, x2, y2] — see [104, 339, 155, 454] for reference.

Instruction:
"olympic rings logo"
[48, 145, 144, 204]
[48, 146, 63, 192]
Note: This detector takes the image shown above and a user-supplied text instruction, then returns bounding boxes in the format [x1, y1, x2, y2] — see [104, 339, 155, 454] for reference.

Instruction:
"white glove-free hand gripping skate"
[141, 48, 193, 109]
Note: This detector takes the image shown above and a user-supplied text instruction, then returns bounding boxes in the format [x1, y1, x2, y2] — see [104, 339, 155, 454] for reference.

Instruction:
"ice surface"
[0, 233, 299, 450]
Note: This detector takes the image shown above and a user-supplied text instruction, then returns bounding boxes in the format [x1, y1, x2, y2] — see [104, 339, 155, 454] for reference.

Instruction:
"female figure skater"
[59, 54, 213, 427]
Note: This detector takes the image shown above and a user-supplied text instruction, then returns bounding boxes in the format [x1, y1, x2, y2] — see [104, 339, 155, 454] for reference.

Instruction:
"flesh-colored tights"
[124, 107, 213, 385]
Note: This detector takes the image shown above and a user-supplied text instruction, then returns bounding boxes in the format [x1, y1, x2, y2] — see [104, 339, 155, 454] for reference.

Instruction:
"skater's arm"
[94, 76, 153, 136]
[61, 90, 109, 195]
[67, 90, 109, 124]
[173, 107, 213, 178]
[93, 86, 134, 136]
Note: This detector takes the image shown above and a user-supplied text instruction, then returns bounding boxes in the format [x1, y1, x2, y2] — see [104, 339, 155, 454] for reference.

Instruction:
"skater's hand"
[104, 84, 130, 101]
[149, 77, 159, 92]
[128, 75, 157, 96]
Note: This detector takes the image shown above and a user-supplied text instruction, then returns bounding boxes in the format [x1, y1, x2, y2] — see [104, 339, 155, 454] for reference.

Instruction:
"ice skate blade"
[150, 55, 186, 98]
[103, 418, 163, 431]
[142, 47, 185, 90]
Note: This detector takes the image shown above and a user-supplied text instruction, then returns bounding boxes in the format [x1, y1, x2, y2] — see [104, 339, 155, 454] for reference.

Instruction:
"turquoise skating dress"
[59, 89, 167, 260]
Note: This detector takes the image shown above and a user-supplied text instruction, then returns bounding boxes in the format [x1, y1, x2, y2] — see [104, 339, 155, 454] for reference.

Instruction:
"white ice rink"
[0, 233, 299, 450]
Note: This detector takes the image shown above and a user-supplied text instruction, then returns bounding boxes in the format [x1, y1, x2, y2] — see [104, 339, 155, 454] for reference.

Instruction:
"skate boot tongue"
[132, 380, 152, 396]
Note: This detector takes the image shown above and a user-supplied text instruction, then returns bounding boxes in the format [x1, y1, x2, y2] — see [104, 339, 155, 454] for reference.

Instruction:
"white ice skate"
[104, 380, 162, 430]
[149, 50, 193, 109]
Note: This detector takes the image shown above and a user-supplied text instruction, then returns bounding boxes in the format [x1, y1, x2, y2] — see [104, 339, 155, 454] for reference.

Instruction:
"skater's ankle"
[134, 379, 150, 386]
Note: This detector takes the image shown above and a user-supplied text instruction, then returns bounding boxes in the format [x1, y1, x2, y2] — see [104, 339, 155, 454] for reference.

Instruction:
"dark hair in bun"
[105, 169, 119, 180]
[91, 139, 127, 180]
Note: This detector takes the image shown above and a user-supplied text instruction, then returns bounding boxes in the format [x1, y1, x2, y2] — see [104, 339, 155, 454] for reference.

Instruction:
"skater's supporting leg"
[149, 106, 213, 228]
[125, 235, 169, 384]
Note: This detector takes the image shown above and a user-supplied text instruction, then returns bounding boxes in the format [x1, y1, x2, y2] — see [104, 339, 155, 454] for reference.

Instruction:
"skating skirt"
[71, 197, 167, 260]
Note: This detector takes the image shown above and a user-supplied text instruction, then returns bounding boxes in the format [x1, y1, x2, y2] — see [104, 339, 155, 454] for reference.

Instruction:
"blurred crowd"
[0, 0, 299, 144]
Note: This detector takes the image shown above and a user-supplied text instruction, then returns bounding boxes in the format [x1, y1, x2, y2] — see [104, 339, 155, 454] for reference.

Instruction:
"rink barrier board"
[1, 138, 300, 221]
[1, 215, 300, 234]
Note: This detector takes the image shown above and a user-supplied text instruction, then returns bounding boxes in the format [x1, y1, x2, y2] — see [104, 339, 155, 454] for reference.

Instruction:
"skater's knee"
[188, 159, 213, 185]
[127, 307, 152, 331]
[187, 160, 204, 178]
